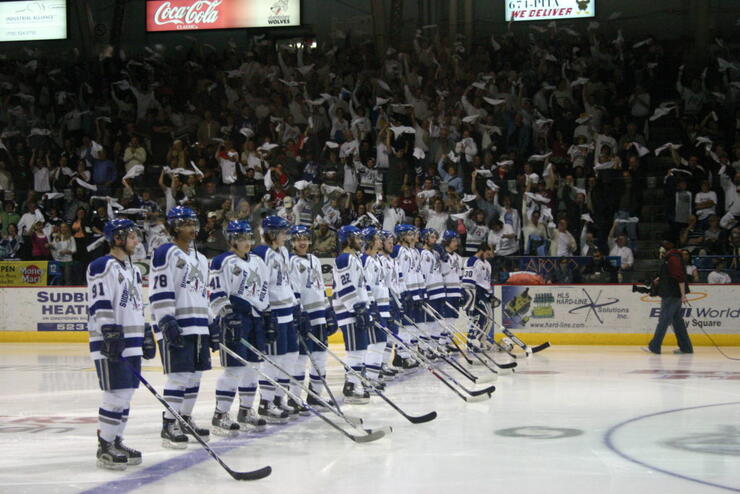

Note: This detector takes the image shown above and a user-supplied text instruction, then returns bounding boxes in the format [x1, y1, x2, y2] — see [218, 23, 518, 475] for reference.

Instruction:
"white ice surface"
[0, 344, 739, 494]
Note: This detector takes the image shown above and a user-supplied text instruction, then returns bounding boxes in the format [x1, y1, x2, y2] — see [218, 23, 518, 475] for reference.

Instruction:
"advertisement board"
[146, 0, 300, 32]
[0, 261, 48, 286]
[0, 0, 67, 42]
[501, 285, 740, 335]
[505, 0, 595, 22]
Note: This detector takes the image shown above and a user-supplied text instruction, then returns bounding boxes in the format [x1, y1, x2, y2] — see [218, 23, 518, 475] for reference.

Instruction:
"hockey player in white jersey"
[377, 230, 400, 379]
[360, 227, 390, 388]
[440, 230, 463, 350]
[88, 219, 153, 470]
[251, 216, 298, 422]
[209, 220, 271, 435]
[149, 206, 211, 448]
[418, 228, 445, 350]
[288, 225, 335, 409]
[332, 225, 372, 404]
[391, 224, 421, 370]
[461, 242, 494, 351]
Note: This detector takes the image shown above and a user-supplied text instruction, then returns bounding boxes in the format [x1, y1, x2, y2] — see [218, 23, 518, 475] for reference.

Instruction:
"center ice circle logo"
[21, 265, 43, 284]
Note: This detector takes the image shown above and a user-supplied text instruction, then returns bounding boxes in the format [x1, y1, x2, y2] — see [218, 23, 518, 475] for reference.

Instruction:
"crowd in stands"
[0, 24, 738, 285]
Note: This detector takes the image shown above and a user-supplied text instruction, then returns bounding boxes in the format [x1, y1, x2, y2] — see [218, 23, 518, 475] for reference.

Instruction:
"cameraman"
[643, 236, 693, 355]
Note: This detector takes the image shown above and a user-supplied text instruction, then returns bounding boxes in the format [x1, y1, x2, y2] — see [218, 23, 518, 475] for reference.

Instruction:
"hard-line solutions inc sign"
[505, 0, 595, 22]
[146, 0, 300, 31]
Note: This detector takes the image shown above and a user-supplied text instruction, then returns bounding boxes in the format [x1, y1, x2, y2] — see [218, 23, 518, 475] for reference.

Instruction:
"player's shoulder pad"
[391, 245, 401, 259]
[210, 251, 234, 271]
[251, 244, 269, 261]
[466, 256, 478, 267]
[152, 243, 176, 268]
[360, 253, 369, 266]
[335, 253, 351, 269]
[88, 255, 115, 277]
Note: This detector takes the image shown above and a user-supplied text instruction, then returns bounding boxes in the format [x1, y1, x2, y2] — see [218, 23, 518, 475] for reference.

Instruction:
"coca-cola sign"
[146, 0, 300, 31]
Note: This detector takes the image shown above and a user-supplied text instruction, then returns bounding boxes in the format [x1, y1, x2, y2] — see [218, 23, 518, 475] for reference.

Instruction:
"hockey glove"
[324, 307, 339, 337]
[220, 311, 243, 349]
[401, 292, 414, 315]
[353, 303, 369, 331]
[101, 324, 125, 361]
[298, 312, 311, 338]
[142, 323, 156, 360]
[263, 311, 277, 344]
[208, 319, 221, 352]
[159, 315, 184, 349]
[369, 302, 382, 324]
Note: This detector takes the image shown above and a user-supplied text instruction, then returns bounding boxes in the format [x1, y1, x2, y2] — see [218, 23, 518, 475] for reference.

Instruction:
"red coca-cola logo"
[152, 0, 222, 26]
[21, 265, 43, 284]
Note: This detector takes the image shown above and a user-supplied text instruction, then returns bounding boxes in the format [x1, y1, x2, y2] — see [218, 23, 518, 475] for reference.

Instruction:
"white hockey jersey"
[461, 255, 492, 299]
[332, 252, 370, 326]
[251, 244, 297, 323]
[419, 248, 445, 300]
[395, 245, 420, 299]
[464, 222, 489, 255]
[149, 243, 210, 339]
[289, 253, 329, 325]
[87, 255, 145, 360]
[441, 251, 463, 299]
[380, 253, 402, 301]
[209, 251, 270, 319]
[361, 253, 391, 318]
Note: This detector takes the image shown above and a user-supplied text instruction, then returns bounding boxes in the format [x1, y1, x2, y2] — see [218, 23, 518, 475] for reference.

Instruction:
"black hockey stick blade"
[465, 392, 493, 403]
[532, 342, 551, 353]
[408, 410, 438, 424]
[230, 466, 273, 481]
[469, 385, 496, 397]
[494, 360, 518, 369]
[351, 429, 386, 443]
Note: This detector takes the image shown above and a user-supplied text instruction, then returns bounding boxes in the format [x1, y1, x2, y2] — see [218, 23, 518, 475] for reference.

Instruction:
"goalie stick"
[124, 360, 272, 481]
[421, 303, 501, 375]
[307, 333, 438, 424]
[296, 333, 363, 426]
[227, 342, 387, 443]
[374, 322, 495, 402]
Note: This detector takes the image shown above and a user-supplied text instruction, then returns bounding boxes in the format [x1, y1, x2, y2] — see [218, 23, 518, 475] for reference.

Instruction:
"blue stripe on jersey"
[336, 286, 355, 298]
[251, 245, 268, 261]
[335, 253, 350, 269]
[210, 252, 233, 270]
[152, 243, 175, 268]
[89, 300, 113, 315]
[88, 256, 114, 277]
[209, 290, 227, 301]
[150, 291, 176, 302]
[428, 288, 445, 297]
[272, 307, 294, 317]
[177, 317, 209, 328]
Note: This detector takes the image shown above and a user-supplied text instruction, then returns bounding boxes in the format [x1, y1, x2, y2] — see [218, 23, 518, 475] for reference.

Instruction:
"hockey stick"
[396, 312, 494, 384]
[470, 306, 520, 359]
[374, 322, 494, 402]
[389, 294, 496, 381]
[226, 343, 386, 443]
[123, 360, 271, 481]
[421, 303, 501, 375]
[473, 307, 551, 357]
[307, 333, 438, 424]
[296, 332, 363, 427]
[442, 302, 518, 369]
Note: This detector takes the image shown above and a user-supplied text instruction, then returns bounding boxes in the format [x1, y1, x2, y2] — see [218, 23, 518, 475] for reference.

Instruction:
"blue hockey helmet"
[337, 225, 361, 246]
[394, 223, 417, 239]
[379, 229, 395, 240]
[103, 218, 140, 244]
[262, 215, 291, 232]
[420, 228, 439, 243]
[225, 220, 254, 244]
[361, 226, 380, 243]
[166, 206, 199, 234]
[441, 230, 459, 245]
[289, 224, 312, 240]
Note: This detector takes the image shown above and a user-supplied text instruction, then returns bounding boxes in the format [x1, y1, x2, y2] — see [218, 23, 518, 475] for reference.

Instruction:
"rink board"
[0, 285, 738, 346]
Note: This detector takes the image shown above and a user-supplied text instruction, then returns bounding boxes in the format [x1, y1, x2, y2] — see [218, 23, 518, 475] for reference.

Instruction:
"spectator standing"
[50, 223, 77, 283]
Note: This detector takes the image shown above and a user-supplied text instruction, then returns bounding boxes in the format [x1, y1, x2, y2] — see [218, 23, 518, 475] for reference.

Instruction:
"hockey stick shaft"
[123, 359, 271, 481]
[296, 333, 361, 426]
[375, 321, 494, 399]
[307, 333, 437, 424]
[225, 343, 382, 443]
[236, 340, 371, 436]
[442, 302, 518, 367]
[471, 306, 519, 358]
[422, 303, 500, 374]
